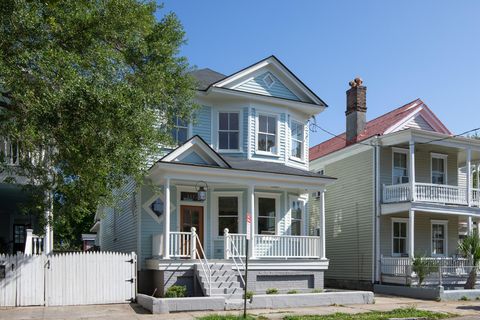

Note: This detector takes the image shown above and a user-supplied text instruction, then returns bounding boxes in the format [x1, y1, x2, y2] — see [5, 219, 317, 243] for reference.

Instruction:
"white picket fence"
[0, 251, 136, 307]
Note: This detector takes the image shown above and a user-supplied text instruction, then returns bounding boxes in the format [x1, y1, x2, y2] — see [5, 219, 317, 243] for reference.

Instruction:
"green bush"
[165, 285, 187, 298]
[311, 289, 323, 293]
[266, 288, 278, 295]
[243, 290, 254, 300]
[460, 295, 470, 301]
[287, 290, 299, 294]
[412, 255, 438, 286]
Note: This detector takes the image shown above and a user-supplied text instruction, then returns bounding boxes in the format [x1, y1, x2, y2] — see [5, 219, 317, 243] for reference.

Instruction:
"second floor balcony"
[383, 182, 480, 207]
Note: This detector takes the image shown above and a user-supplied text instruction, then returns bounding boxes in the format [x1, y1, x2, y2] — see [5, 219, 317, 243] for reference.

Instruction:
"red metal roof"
[310, 98, 429, 160]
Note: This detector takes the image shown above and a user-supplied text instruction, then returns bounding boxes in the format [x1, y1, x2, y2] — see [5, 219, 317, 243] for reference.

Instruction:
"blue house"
[93, 56, 335, 297]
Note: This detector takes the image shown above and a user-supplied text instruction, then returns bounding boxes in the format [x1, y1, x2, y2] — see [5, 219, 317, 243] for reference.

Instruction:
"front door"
[180, 205, 204, 257]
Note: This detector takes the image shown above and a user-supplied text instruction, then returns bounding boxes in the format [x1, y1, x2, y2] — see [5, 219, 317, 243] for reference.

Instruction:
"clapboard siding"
[312, 149, 374, 282]
[235, 72, 299, 101]
[380, 145, 459, 186]
[192, 105, 212, 144]
[99, 178, 138, 255]
[380, 212, 459, 257]
[401, 115, 434, 131]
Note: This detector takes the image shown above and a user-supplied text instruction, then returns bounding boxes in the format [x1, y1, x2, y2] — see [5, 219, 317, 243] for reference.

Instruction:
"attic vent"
[263, 74, 275, 88]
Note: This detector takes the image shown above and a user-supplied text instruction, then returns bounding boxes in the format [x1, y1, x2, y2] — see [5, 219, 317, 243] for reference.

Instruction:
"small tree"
[458, 229, 480, 289]
[412, 255, 438, 286]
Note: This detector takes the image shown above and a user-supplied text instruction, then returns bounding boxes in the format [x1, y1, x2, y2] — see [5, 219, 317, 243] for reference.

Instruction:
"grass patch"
[197, 315, 256, 320]
[283, 307, 453, 320]
[459, 295, 470, 301]
[287, 290, 299, 294]
[266, 288, 278, 295]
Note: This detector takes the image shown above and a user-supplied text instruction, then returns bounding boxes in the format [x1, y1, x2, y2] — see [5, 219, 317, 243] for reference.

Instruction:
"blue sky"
[157, 1, 480, 146]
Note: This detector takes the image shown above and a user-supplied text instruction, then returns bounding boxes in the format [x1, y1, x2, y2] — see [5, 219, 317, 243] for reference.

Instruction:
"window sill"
[255, 150, 280, 157]
[289, 156, 306, 164]
[217, 149, 243, 153]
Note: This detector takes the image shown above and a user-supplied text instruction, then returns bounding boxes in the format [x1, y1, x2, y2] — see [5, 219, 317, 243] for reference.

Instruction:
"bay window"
[290, 120, 304, 159]
[257, 115, 277, 154]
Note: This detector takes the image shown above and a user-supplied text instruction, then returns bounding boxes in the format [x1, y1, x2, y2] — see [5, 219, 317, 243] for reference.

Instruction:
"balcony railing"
[383, 183, 480, 207]
[1, 138, 19, 165]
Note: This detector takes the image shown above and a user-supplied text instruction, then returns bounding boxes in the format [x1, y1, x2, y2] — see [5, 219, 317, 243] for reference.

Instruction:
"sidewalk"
[0, 294, 479, 319]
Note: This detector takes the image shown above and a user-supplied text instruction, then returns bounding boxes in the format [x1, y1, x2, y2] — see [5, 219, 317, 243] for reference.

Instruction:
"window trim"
[392, 147, 409, 185]
[142, 192, 176, 224]
[172, 116, 190, 146]
[212, 191, 243, 240]
[255, 193, 281, 235]
[217, 111, 242, 152]
[431, 220, 448, 257]
[289, 195, 306, 236]
[430, 153, 448, 185]
[391, 218, 409, 257]
[289, 118, 306, 162]
[255, 113, 280, 156]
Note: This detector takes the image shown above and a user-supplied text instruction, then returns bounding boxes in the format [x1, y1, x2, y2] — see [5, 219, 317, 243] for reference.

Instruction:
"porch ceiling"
[381, 201, 480, 217]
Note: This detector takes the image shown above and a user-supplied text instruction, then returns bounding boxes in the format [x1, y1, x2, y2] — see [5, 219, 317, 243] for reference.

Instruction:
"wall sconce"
[195, 181, 208, 201]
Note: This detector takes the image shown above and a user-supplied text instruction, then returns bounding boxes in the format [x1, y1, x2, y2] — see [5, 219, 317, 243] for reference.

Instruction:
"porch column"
[247, 184, 255, 258]
[476, 164, 480, 189]
[467, 216, 473, 235]
[409, 139, 416, 201]
[163, 178, 171, 259]
[44, 191, 53, 254]
[467, 148, 472, 207]
[408, 209, 415, 258]
[319, 189, 326, 259]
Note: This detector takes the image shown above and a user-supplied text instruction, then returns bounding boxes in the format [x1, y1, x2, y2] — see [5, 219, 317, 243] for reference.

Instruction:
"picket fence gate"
[0, 251, 136, 307]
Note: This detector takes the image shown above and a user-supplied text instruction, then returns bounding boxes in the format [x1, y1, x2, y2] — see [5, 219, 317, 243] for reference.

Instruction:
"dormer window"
[218, 112, 240, 150]
[172, 116, 188, 145]
[263, 74, 275, 88]
[290, 120, 304, 160]
[257, 114, 277, 154]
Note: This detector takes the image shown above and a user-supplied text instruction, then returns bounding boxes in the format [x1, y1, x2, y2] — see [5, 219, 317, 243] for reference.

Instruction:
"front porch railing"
[383, 183, 480, 207]
[253, 234, 321, 258]
[169, 231, 193, 258]
[24, 229, 44, 255]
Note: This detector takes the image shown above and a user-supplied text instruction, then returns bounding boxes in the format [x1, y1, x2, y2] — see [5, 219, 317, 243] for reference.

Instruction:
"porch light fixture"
[195, 181, 208, 201]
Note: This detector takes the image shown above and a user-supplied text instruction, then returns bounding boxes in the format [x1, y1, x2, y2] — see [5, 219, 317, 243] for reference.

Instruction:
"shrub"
[287, 290, 298, 294]
[243, 291, 254, 300]
[460, 295, 470, 301]
[311, 289, 323, 293]
[266, 288, 278, 295]
[165, 285, 187, 298]
[412, 255, 438, 286]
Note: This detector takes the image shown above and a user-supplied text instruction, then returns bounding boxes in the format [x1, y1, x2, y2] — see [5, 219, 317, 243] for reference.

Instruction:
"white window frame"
[391, 218, 409, 257]
[289, 118, 305, 162]
[431, 153, 448, 185]
[217, 111, 241, 152]
[431, 220, 448, 257]
[172, 116, 190, 146]
[392, 148, 409, 185]
[289, 195, 306, 236]
[255, 193, 280, 235]
[212, 191, 243, 240]
[255, 113, 279, 156]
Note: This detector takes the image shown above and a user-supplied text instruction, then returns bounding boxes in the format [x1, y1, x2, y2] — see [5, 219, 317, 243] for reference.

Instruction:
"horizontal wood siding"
[99, 178, 137, 254]
[380, 212, 459, 257]
[236, 72, 299, 101]
[192, 105, 212, 144]
[380, 145, 459, 186]
[313, 150, 374, 282]
[402, 115, 434, 131]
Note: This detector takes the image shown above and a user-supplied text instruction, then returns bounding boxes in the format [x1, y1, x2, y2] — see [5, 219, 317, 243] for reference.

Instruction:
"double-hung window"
[171, 116, 189, 145]
[257, 115, 277, 154]
[290, 199, 304, 236]
[431, 154, 447, 184]
[392, 219, 408, 256]
[431, 221, 447, 256]
[258, 197, 276, 235]
[290, 120, 304, 159]
[218, 112, 239, 150]
[218, 196, 239, 236]
[393, 150, 409, 184]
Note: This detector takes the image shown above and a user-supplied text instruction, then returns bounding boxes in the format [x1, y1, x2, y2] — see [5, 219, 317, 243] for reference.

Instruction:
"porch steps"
[195, 262, 244, 299]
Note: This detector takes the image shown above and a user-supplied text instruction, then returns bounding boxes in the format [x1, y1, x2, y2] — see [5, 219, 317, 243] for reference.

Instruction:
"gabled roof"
[190, 55, 327, 108]
[309, 99, 452, 160]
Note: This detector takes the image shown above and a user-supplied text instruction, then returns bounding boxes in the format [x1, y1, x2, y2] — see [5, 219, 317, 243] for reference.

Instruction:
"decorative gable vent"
[263, 74, 275, 88]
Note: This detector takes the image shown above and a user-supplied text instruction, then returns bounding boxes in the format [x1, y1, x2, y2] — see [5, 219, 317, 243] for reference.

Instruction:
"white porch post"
[163, 178, 171, 259]
[319, 189, 326, 259]
[408, 209, 415, 258]
[409, 139, 416, 201]
[467, 148, 472, 207]
[248, 184, 255, 258]
[223, 228, 230, 259]
[467, 216, 473, 235]
[44, 191, 53, 254]
[476, 164, 480, 189]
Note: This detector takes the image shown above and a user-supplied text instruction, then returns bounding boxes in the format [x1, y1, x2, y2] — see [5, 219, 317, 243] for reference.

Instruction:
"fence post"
[25, 229, 33, 255]
[439, 265, 443, 287]
[190, 227, 197, 259]
[224, 228, 230, 259]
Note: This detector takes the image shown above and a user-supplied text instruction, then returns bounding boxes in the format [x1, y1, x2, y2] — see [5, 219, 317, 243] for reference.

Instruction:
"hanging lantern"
[195, 181, 208, 201]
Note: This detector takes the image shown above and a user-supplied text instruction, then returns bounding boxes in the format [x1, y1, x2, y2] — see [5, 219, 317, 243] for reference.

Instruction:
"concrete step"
[198, 274, 239, 282]
[208, 287, 243, 296]
[200, 281, 241, 289]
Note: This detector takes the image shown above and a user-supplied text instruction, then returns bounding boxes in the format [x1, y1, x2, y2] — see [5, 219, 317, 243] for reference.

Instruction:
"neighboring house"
[96, 56, 335, 297]
[0, 94, 50, 255]
[309, 78, 480, 290]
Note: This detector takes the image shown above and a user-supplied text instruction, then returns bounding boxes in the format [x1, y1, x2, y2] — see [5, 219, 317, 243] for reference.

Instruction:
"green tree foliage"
[458, 229, 480, 289]
[0, 0, 196, 249]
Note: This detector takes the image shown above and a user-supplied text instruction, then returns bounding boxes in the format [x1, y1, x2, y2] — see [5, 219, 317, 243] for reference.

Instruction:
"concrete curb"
[375, 284, 480, 301]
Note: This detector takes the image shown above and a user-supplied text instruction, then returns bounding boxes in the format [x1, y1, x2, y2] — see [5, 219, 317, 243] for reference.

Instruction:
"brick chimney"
[345, 77, 367, 144]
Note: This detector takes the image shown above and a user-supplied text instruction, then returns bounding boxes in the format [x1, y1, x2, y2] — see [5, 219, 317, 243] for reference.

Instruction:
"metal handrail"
[228, 233, 246, 286]
[193, 229, 212, 296]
